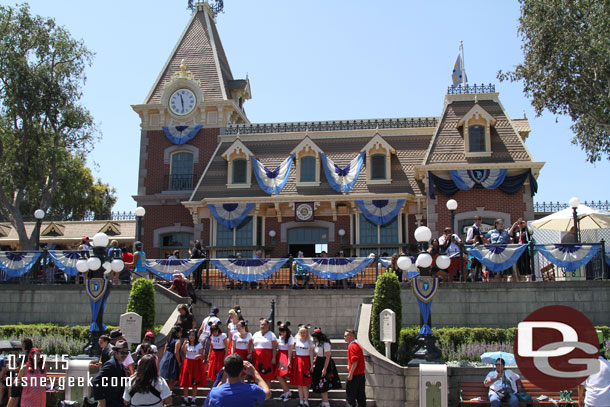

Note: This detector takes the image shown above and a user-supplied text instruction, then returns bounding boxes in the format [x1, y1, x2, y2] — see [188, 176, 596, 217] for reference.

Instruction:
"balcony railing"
[165, 173, 194, 191]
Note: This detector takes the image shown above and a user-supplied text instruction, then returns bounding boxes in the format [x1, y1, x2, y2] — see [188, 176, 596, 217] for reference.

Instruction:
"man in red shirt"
[344, 329, 366, 407]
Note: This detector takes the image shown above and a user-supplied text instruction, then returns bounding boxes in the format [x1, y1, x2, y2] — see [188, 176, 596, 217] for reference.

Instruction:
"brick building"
[132, 3, 543, 259]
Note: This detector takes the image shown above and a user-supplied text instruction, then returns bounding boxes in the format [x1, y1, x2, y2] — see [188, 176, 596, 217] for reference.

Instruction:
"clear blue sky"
[14, 0, 610, 212]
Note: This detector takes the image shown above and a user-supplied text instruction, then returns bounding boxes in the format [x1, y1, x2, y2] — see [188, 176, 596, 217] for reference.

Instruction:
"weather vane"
[187, 0, 224, 15]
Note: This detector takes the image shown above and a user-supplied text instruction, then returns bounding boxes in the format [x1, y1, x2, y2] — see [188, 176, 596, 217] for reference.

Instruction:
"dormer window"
[232, 159, 247, 184]
[458, 104, 496, 157]
[222, 139, 253, 188]
[469, 125, 486, 152]
[291, 136, 322, 186]
[370, 154, 386, 180]
[300, 156, 316, 182]
[362, 133, 395, 184]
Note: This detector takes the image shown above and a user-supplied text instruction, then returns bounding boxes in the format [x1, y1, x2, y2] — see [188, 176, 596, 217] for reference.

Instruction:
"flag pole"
[460, 40, 466, 86]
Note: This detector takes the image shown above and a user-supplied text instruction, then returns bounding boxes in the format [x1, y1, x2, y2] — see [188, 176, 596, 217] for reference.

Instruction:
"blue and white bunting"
[252, 155, 294, 195]
[48, 250, 83, 277]
[605, 249, 610, 267]
[210, 258, 289, 282]
[320, 152, 365, 193]
[468, 244, 528, 272]
[145, 259, 206, 281]
[293, 257, 374, 280]
[535, 244, 601, 272]
[0, 252, 42, 280]
[450, 169, 507, 190]
[162, 125, 202, 145]
[356, 199, 405, 226]
[209, 203, 254, 229]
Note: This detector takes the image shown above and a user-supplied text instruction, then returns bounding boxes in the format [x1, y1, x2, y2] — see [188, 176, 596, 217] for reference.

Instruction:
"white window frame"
[291, 136, 322, 186]
[362, 133, 394, 184]
[458, 104, 496, 157]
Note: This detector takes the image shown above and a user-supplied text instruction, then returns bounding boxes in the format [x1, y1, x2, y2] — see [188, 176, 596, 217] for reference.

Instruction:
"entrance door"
[289, 244, 316, 257]
[287, 227, 328, 257]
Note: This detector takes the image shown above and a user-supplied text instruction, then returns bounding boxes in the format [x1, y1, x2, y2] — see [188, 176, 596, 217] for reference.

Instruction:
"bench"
[459, 379, 579, 406]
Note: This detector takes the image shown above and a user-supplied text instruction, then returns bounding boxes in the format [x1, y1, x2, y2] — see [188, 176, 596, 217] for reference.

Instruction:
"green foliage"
[126, 278, 156, 337]
[0, 324, 119, 341]
[370, 271, 401, 359]
[498, 0, 610, 162]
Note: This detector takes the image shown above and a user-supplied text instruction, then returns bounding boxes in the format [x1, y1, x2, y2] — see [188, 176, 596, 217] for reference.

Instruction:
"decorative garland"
[320, 152, 365, 193]
[162, 125, 202, 145]
[252, 155, 294, 195]
[355, 199, 405, 226]
[208, 203, 254, 229]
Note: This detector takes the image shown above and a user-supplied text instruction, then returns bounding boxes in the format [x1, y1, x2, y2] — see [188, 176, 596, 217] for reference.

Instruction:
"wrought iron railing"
[164, 173, 194, 191]
[534, 200, 610, 213]
[447, 83, 496, 95]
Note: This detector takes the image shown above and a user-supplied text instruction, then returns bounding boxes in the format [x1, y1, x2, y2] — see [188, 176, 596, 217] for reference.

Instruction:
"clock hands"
[180, 94, 184, 113]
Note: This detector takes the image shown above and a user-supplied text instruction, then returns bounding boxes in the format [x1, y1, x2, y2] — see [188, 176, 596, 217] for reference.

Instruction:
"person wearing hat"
[109, 330, 135, 374]
[578, 330, 610, 407]
[198, 307, 221, 366]
[311, 328, 341, 407]
[93, 340, 129, 407]
[134, 331, 158, 363]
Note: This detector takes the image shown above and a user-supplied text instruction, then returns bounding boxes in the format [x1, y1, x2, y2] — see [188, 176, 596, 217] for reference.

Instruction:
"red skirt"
[227, 338, 233, 355]
[447, 257, 460, 276]
[207, 348, 226, 380]
[179, 357, 204, 387]
[275, 349, 291, 377]
[234, 348, 249, 361]
[253, 348, 275, 380]
[290, 355, 312, 386]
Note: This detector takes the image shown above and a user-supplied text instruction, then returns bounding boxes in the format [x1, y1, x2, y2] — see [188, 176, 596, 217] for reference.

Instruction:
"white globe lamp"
[76, 259, 89, 273]
[414, 226, 432, 243]
[92, 233, 109, 248]
[87, 256, 101, 271]
[415, 253, 433, 269]
[435, 255, 451, 270]
[397, 256, 412, 270]
[446, 199, 458, 211]
[111, 259, 124, 272]
[569, 197, 580, 209]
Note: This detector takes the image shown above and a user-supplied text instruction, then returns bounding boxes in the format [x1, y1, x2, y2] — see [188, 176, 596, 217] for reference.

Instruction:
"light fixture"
[268, 230, 276, 238]
[87, 257, 101, 271]
[135, 206, 146, 217]
[397, 255, 412, 270]
[338, 229, 346, 236]
[415, 252, 433, 268]
[435, 255, 451, 270]
[92, 233, 109, 248]
[76, 259, 89, 273]
[111, 259, 125, 272]
[102, 262, 112, 272]
[446, 199, 458, 211]
[34, 209, 45, 220]
[569, 197, 580, 209]
[414, 226, 432, 243]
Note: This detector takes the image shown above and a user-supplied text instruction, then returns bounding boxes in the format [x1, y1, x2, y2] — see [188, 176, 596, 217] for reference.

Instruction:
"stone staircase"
[172, 339, 376, 406]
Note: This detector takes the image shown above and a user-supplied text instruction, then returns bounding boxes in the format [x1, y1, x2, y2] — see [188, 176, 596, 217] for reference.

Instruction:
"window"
[359, 215, 378, 245]
[216, 223, 234, 246]
[232, 159, 247, 184]
[300, 156, 316, 182]
[371, 154, 386, 180]
[380, 216, 398, 243]
[359, 214, 399, 245]
[215, 216, 253, 247]
[469, 125, 486, 152]
[161, 232, 193, 248]
[169, 152, 193, 190]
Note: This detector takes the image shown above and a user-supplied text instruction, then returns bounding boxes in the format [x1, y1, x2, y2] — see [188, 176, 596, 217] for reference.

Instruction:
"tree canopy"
[498, 0, 610, 162]
[0, 3, 116, 248]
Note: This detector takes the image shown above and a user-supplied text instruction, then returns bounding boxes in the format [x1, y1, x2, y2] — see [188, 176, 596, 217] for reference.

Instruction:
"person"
[311, 328, 341, 407]
[134, 331, 158, 364]
[578, 330, 610, 407]
[109, 332, 135, 375]
[386, 253, 403, 282]
[344, 329, 366, 407]
[158, 325, 182, 391]
[231, 320, 253, 362]
[484, 219, 515, 281]
[7, 338, 33, 407]
[511, 217, 533, 282]
[275, 322, 294, 402]
[439, 227, 462, 281]
[126, 241, 148, 279]
[292, 251, 310, 289]
[89, 335, 112, 368]
[465, 215, 485, 281]
[207, 354, 271, 406]
[176, 304, 195, 335]
[168, 250, 180, 261]
[120, 246, 134, 284]
[427, 238, 448, 283]
[198, 307, 221, 365]
[92, 340, 129, 407]
[123, 355, 172, 407]
[17, 348, 46, 407]
[189, 240, 205, 290]
[0, 356, 8, 407]
[207, 324, 228, 382]
[169, 273, 189, 298]
[180, 329, 204, 405]
[107, 240, 121, 285]
[252, 319, 278, 383]
[75, 236, 91, 285]
[483, 358, 523, 407]
[291, 326, 314, 407]
[226, 309, 239, 355]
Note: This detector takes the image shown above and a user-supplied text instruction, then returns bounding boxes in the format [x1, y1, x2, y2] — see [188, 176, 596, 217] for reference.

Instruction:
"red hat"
[144, 330, 154, 338]
[82, 236, 90, 241]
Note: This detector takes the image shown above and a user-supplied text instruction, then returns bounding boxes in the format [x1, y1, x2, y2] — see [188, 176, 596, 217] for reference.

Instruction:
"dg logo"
[514, 305, 600, 391]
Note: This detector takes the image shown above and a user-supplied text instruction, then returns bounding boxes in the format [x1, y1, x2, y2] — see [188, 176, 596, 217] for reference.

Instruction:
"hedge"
[370, 271, 401, 359]
[126, 277, 156, 337]
[0, 323, 165, 342]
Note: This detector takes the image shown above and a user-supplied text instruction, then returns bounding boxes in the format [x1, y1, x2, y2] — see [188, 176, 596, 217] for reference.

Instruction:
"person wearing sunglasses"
[93, 340, 130, 407]
[483, 358, 523, 407]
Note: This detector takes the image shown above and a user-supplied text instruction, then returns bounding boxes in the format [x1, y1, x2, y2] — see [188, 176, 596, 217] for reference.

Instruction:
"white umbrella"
[531, 204, 610, 232]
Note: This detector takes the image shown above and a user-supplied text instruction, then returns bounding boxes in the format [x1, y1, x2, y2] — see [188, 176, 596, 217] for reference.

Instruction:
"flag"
[451, 45, 467, 87]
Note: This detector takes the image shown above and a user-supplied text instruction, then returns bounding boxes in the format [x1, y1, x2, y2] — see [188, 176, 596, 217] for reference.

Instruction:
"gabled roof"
[41, 222, 65, 237]
[221, 138, 254, 160]
[361, 133, 396, 154]
[98, 221, 121, 236]
[144, 4, 235, 104]
[290, 135, 324, 156]
[457, 103, 497, 127]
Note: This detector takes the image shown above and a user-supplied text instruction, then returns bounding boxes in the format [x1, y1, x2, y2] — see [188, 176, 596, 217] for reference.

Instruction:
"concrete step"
[171, 395, 376, 407]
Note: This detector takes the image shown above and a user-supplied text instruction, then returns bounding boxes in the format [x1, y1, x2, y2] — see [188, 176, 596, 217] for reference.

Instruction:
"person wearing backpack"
[123, 355, 171, 407]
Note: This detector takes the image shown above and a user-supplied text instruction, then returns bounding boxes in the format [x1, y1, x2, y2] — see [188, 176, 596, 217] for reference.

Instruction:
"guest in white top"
[232, 320, 253, 362]
[292, 326, 315, 406]
[207, 324, 228, 381]
[274, 322, 294, 402]
[179, 329, 204, 405]
[484, 358, 523, 407]
[123, 355, 172, 407]
[252, 319, 278, 382]
[227, 309, 239, 354]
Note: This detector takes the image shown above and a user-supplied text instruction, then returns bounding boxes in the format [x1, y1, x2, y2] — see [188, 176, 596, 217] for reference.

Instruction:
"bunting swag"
[468, 244, 528, 272]
[293, 256, 374, 280]
[208, 203, 254, 229]
[535, 244, 601, 272]
[0, 252, 42, 279]
[162, 125, 202, 145]
[450, 169, 507, 190]
[355, 199, 405, 226]
[252, 155, 294, 195]
[86, 278, 111, 331]
[210, 258, 288, 282]
[48, 250, 82, 277]
[145, 259, 206, 281]
[412, 276, 439, 335]
[428, 172, 459, 199]
[320, 152, 365, 193]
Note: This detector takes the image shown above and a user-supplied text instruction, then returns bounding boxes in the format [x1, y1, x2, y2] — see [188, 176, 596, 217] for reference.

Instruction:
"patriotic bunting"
[468, 244, 528, 272]
[208, 203, 254, 229]
[162, 125, 202, 145]
[293, 257, 374, 280]
[0, 252, 42, 280]
[355, 199, 405, 226]
[48, 250, 83, 277]
[535, 244, 601, 272]
[252, 155, 294, 195]
[320, 152, 365, 193]
[412, 276, 439, 335]
[145, 259, 206, 281]
[210, 258, 289, 282]
[86, 277, 111, 331]
[449, 169, 507, 190]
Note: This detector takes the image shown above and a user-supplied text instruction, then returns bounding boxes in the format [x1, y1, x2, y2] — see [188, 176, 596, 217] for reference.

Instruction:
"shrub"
[0, 324, 118, 341]
[370, 271, 401, 359]
[126, 278, 155, 337]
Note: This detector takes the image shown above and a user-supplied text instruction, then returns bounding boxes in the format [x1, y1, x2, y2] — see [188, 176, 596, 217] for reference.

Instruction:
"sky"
[10, 0, 610, 212]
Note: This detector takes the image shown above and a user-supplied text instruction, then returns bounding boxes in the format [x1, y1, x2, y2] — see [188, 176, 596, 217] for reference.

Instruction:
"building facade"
[132, 3, 543, 259]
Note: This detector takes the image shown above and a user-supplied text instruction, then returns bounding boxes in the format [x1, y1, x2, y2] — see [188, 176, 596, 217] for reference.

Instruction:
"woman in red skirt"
[226, 309, 239, 355]
[252, 318, 277, 383]
[275, 322, 294, 402]
[179, 329, 204, 405]
[206, 323, 227, 381]
[231, 320, 253, 361]
[292, 325, 314, 407]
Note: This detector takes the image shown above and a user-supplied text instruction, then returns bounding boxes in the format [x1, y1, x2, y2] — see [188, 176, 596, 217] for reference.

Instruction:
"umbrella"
[481, 351, 516, 365]
[531, 204, 610, 232]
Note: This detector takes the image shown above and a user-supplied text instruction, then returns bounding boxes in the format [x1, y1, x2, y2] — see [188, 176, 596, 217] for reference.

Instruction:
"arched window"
[300, 156, 316, 182]
[469, 125, 486, 152]
[371, 154, 386, 180]
[169, 151, 194, 190]
[233, 159, 247, 184]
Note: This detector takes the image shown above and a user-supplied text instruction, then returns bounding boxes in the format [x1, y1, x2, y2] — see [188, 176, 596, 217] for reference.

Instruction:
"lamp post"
[446, 199, 458, 233]
[569, 197, 580, 243]
[135, 206, 146, 243]
[33, 209, 45, 250]
[338, 228, 346, 244]
[268, 229, 276, 245]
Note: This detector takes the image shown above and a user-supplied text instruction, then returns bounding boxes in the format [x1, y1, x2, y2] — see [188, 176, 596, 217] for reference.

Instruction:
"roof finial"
[180, 59, 187, 73]
[474, 94, 478, 104]
[523, 110, 527, 119]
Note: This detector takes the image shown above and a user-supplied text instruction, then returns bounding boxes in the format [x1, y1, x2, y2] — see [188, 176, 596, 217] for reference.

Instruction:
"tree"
[126, 278, 156, 338]
[498, 0, 610, 162]
[0, 4, 112, 248]
[370, 271, 402, 360]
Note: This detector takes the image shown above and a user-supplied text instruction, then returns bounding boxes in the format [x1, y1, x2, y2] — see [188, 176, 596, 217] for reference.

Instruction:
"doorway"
[287, 227, 329, 257]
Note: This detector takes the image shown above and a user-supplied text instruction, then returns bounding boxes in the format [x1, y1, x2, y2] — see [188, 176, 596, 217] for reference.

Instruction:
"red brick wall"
[140, 204, 193, 258]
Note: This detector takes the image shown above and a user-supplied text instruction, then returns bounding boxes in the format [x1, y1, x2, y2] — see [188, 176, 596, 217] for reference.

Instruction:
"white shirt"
[123, 376, 172, 407]
[134, 344, 158, 354]
[123, 351, 134, 368]
[202, 316, 220, 334]
[252, 331, 277, 349]
[484, 369, 519, 395]
[314, 342, 331, 357]
[294, 338, 313, 356]
[278, 336, 294, 351]
[582, 357, 610, 406]
[185, 343, 203, 359]
[210, 333, 227, 350]
[233, 332, 252, 350]
[439, 234, 462, 256]
[228, 322, 238, 337]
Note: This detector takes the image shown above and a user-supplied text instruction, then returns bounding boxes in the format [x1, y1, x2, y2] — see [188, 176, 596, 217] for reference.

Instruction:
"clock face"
[295, 202, 314, 222]
[169, 88, 197, 116]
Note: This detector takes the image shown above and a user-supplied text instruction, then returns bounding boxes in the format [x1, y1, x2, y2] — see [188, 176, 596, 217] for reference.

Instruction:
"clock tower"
[131, 1, 250, 258]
